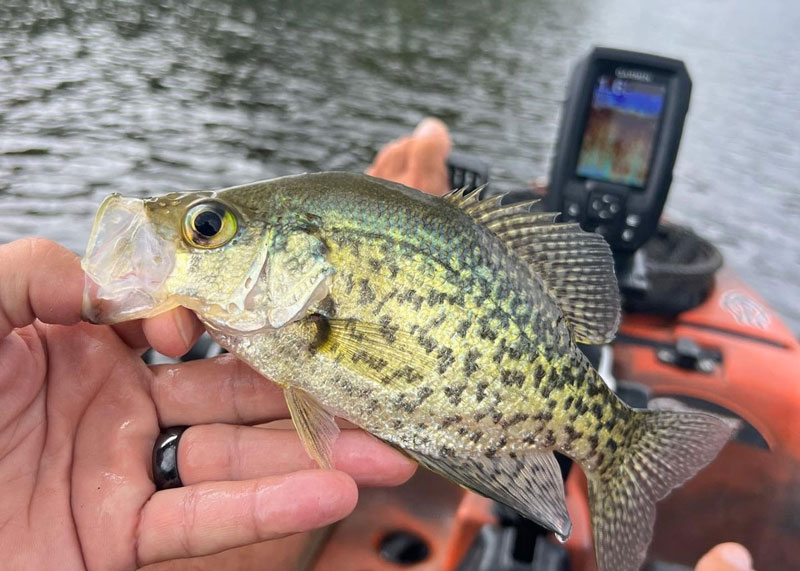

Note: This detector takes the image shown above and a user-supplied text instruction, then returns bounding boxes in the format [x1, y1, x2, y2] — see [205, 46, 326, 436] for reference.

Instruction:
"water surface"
[0, 0, 797, 333]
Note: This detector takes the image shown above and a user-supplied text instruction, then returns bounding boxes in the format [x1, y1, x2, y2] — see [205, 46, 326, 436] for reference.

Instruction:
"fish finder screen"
[576, 74, 666, 188]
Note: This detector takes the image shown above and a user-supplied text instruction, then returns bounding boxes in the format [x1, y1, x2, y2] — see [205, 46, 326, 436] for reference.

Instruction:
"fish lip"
[81, 194, 176, 323]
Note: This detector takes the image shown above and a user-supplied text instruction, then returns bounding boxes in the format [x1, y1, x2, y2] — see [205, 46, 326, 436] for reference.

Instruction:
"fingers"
[695, 543, 754, 571]
[405, 118, 452, 195]
[149, 354, 289, 426]
[178, 424, 416, 488]
[0, 238, 84, 338]
[366, 117, 452, 196]
[113, 307, 205, 357]
[136, 470, 357, 566]
[141, 307, 206, 358]
[366, 136, 411, 183]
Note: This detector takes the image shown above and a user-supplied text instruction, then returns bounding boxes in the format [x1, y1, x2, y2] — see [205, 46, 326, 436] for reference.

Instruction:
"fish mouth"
[81, 194, 176, 323]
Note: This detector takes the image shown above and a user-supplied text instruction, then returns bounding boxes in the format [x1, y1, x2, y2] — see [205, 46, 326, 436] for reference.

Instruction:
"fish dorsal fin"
[405, 448, 571, 540]
[448, 191, 620, 344]
[443, 185, 483, 209]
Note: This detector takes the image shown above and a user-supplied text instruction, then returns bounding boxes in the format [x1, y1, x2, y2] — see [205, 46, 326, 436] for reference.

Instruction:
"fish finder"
[545, 47, 691, 252]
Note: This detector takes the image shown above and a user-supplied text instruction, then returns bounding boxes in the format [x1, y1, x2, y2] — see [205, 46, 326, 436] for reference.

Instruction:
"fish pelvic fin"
[587, 409, 733, 571]
[284, 386, 340, 470]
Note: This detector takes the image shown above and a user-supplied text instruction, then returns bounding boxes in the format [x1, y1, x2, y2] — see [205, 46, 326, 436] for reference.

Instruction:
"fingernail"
[719, 543, 753, 570]
[413, 117, 444, 137]
[173, 310, 192, 348]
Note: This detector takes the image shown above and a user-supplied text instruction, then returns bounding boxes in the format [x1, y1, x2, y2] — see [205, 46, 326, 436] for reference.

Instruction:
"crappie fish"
[82, 172, 732, 571]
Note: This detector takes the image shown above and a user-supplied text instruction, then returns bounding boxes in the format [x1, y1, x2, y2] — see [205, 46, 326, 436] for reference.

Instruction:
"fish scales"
[276, 184, 601, 455]
[82, 171, 734, 571]
[218, 179, 634, 484]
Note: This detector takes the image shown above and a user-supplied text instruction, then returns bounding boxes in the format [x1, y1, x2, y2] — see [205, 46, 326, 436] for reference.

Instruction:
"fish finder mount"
[544, 47, 691, 255]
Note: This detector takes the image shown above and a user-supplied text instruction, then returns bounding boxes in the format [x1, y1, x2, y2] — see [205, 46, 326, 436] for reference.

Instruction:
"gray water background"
[1, 0, 798, 335]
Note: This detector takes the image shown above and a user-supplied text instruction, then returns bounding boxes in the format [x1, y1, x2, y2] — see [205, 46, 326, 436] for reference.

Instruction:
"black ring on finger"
[152, 426, 188, 491]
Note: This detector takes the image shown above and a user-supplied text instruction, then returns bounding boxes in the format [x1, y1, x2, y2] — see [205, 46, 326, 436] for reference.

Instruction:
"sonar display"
[576, 74, 666, 188]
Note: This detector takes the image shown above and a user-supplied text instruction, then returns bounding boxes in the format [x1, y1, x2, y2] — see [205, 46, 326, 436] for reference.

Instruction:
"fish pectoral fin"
[284, 386, 340, 469]
[406, 448, 572, 540]
[312, 318, 440, 389]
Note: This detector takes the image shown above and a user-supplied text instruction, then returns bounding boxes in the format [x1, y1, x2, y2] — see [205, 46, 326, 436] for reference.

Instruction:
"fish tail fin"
[587, 409, 733, 571]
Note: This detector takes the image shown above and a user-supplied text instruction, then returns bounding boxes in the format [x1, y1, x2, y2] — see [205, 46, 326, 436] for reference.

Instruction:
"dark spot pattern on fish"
[385, 364, 423, 385]
[441, 415, 462, 429]
[475, 380, 488, 403]
[564, 425, 580, 443]
[492, 338, 508, 364]
[533, 364, 547, 387]
[436, 346, 455, 375]
[440, 445, 455, 458]
[378, 315, 398, 343]
[418, 333, 437, 354]
[350, 349, 387, 371]
[426, 289, 447, 307]
[443, 383, 467, 406]
[358, 279, 376, 305]
[477, 319, 497, 341]
[500, 412, 529, 429]
[500, 369, 525, 388]
[464, 349, 481, 376]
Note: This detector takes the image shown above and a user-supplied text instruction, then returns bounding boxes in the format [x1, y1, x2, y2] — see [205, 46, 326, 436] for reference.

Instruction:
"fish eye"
[183, 201, 238, 249]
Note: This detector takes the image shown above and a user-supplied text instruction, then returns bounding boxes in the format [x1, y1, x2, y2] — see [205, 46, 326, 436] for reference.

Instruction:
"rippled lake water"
[0, 0, 798, 333]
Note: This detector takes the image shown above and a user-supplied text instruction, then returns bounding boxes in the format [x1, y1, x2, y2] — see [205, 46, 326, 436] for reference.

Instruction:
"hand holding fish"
[0, 238, 414, 569]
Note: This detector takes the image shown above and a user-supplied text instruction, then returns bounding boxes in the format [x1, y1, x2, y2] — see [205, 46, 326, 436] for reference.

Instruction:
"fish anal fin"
[284, 386, 340, 469]
[450, 194, 620, 344]
[407, 448, 572, 539]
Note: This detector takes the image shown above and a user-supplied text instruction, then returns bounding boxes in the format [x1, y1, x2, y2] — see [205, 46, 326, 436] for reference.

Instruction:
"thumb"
[0, 238, 84, 339]
[367, 117, 452, 196]
[406, 118, 452, 196]
[695, 543, 754, 571]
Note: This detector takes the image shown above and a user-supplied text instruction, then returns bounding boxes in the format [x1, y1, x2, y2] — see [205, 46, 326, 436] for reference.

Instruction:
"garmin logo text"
[615, 68, 653, 82]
